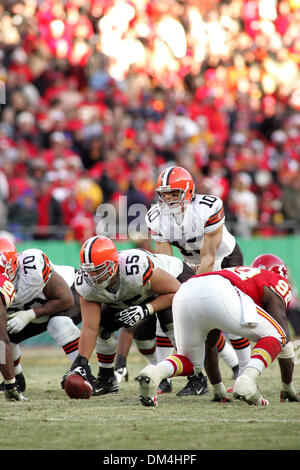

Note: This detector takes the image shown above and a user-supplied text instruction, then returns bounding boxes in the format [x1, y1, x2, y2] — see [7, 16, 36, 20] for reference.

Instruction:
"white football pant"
[172, 275, 285, 373]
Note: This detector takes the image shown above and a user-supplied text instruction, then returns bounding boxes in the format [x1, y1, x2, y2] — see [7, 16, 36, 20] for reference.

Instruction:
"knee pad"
[47, 316, 80, 347]
[96, 332, 118, 356]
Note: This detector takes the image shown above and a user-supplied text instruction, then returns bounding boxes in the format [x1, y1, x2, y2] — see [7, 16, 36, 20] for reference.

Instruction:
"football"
[64, 373, 93, 399]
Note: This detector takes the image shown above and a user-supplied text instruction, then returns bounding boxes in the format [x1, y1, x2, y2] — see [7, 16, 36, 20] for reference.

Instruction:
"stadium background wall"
[17, 237, 300, 346]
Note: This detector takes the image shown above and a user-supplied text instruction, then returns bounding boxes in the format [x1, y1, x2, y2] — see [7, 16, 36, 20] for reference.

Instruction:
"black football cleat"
[93, 376, 118, 396]
[0, 372, 26, 393]
[157, 378, 172, 394]
[176, 372, 209, 396]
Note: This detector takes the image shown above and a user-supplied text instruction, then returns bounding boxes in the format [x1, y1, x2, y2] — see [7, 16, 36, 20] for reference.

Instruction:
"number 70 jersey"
[7, 248, 53, 313]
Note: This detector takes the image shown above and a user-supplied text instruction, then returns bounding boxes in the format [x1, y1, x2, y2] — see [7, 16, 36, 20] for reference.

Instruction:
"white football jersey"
[146, 194, 236, 269]
[75, 248, 183, 309]
[8, 248, 76, 323]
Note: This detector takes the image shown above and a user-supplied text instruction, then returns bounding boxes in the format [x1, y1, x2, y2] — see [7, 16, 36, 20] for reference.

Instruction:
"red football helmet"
[251, 253, 288, 279]
[0, 238, 18, 282]
[156, 166, 195, 214]
[80, 235, 119, 288]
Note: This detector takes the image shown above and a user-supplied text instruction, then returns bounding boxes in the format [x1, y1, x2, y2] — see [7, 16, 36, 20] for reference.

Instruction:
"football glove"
[116, 304, 151, 328]
[61, 355, 94, 390]
[7, 309, 36, 334]
[4, 381, 27, 401]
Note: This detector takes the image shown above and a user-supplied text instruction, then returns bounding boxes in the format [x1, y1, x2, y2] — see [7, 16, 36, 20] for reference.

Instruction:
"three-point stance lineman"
[61, 235, 202, 396]
[136, 254, 299, 406]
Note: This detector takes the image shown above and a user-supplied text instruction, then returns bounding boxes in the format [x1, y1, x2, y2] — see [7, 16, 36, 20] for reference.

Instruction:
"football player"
[0, 238, 82, 393]
[0, 240, 26, 400]
[136, 254, 299, 406]
[145, 166, 249, 396]
[61, 235, 220, 396]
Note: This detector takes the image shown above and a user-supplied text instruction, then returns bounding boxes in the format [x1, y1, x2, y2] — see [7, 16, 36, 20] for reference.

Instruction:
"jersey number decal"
[199, 195, 217, 208]
[23, 255, 37, 274]
[125, 255, 140, 275]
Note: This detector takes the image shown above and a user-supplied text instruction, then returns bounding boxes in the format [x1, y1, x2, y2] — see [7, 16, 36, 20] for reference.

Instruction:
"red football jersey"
[0, 273, 15, 309]
[195, 266, 291, 309]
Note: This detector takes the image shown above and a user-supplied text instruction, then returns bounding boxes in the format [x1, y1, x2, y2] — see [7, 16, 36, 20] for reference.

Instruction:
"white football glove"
[116, 304, 151, 328]
[7, 309, 36, 334]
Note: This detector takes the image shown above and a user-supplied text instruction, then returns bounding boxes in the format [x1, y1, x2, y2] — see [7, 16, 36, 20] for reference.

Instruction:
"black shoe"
[93, 376, 118, 396]
[176, 373, 209, 396]
[231, 365, 239, 380]
[0, 372, 26, 393]
[157, 378, 172, 394]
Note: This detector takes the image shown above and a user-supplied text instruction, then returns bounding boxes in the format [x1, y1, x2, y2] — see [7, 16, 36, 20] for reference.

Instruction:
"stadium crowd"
[0, 0, 300, 242]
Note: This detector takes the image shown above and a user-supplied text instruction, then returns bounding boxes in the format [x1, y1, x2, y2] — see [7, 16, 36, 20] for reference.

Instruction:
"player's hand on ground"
[61, 355, 94, 389]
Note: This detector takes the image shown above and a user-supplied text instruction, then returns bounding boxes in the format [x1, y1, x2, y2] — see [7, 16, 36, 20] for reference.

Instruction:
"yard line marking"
[1, 416, 300, 424]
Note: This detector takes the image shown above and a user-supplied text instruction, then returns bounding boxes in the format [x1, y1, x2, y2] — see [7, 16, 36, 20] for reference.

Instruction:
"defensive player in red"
[136, 253, 299, 406]
[0, 239, 26, 401]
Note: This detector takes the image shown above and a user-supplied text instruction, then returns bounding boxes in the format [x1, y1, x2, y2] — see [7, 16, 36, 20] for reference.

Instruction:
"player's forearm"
[78, 327, 98, 361]
[148, 293, 176, 313]
[33, 296, 74, 318]
[196, 255, 215, 274]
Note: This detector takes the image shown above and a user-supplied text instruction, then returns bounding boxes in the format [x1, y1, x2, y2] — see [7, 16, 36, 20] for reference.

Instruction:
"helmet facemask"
[156, 187, 190, 216]
[80, 260, 118, 288]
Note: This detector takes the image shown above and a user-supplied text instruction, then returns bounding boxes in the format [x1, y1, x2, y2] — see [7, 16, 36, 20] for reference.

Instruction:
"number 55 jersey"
[75, 248, 184, 309]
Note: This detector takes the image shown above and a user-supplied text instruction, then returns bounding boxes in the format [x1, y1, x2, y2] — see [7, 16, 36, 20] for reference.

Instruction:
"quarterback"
[145, 166, 250, 395]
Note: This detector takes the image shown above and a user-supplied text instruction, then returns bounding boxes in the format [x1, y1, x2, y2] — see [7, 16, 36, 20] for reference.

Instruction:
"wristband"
[145, 303, 154, 315]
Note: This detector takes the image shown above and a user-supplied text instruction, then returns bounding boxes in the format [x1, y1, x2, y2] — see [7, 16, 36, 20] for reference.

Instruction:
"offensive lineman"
[145, 165, 250, 396]
[0, 238, 82, 393]
[61, 235, 224, 399]
[136, 254, 299, 406]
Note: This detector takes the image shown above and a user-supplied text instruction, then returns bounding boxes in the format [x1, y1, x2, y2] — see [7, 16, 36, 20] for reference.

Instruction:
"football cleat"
[135, 364, 163, 407]
[93, 375, 118, 396]
[157, 378, 172, 394]
[233, 375, 269, 406]
[280, 390, 300, 402]
[0, 372, 26, 393]
[176, 372, 209, 397]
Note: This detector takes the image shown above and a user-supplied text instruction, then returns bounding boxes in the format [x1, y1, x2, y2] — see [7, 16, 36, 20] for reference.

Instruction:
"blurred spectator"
[227, 172, 258, 237]
[281, 170, 300, 233]
[7, 189, 37, 240]
[34, 180, 62, 239]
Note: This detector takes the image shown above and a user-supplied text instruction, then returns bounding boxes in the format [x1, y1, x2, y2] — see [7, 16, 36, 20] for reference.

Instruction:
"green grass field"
[1, 345, 300, 451]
